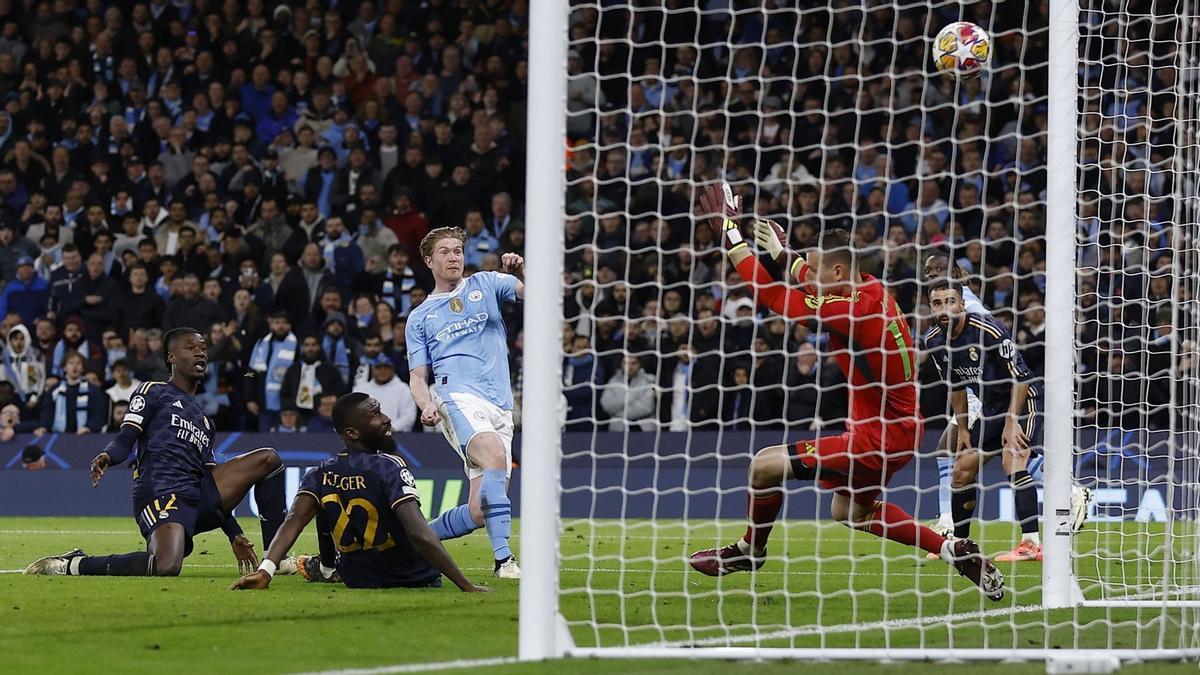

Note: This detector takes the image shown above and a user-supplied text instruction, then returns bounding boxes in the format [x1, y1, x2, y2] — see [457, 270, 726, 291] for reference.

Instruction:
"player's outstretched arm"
[408, 365, 441, 427]
[229, 494, 319, 590]
[394, 500, 490, 592]
[92, 424, 140, 486]
[753, 219, 811, 284]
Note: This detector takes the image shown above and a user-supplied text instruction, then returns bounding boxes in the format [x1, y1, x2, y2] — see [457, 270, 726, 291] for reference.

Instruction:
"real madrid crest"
[450, 298, 464, 312]
[968, 346, 979, 362]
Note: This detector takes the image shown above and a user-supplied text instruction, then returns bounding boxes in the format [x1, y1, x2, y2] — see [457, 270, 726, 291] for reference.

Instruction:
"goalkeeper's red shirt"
[734, 255, 921, 436]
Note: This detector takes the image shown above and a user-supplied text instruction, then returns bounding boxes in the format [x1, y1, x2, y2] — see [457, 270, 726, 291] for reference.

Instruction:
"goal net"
[518, 0, 1200, 662]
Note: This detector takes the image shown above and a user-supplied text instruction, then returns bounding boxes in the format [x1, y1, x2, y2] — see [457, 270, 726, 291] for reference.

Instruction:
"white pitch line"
[652, 602, 1049, 649]
[291, 656, 519, 675]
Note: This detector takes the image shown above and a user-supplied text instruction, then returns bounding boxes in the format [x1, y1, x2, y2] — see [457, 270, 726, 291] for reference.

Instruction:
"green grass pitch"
[1, 517, 1197, 674]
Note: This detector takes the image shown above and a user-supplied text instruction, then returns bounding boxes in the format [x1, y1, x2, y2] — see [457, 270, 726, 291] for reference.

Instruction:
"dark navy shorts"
[971, 397, 1043, 457]
[134, 472, 227, 556]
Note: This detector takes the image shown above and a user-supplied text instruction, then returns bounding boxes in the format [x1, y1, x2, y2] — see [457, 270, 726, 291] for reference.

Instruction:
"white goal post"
[520, 0, 1200, 663]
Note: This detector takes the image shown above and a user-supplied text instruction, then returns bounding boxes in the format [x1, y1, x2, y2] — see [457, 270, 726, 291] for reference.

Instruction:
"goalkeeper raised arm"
[686, 183, 1005, 603]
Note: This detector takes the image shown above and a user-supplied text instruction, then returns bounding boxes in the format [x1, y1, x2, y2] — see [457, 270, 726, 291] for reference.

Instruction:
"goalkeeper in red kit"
[687, 184, 1004, 602]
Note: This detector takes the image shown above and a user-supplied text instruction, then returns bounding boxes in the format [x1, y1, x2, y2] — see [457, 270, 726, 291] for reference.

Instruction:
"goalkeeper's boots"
[994, 540, 1043, 563]
[23, 548, 86, 575]
[951, 539, 1005, 602]
[927, 535, 956, 560]
[296, 554, 341, 583]
[1070, 485, 1093, 533]
[688, 542, 766, 577]
[495, 555, 521, 579]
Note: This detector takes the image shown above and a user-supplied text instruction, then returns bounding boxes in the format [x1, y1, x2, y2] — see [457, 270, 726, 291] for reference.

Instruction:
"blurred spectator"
[127, 328, 169, 383]
[114, 263, 165, 334]
[599, 355, 656, 432]
[61, 254, 120, 343]
[247, 310, 298, 432]
[321, 311, 361, 384]
[273, 407, 306, 434]
[21, 444, 45, 471]
[0, 404, 19, 443]
[164, 273, 225, 332]
[105, 401, 129, 434]
[353, 354, 416, 432]
[0, 257, 49, 329]
[36, 350, 107, 436]
[307, 392, 339, 433]
[105, 359, 141, 404]
[282, 334, 347, 423]
[563, 333, 605, 432]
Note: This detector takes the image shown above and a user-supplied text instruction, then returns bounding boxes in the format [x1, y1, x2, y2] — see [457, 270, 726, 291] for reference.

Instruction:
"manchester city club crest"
[468, 289, 483, 302]
[450, 298, 464, 312]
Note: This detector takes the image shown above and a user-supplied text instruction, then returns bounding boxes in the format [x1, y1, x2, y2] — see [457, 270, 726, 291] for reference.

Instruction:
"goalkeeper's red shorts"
[789, 418, 921, 506]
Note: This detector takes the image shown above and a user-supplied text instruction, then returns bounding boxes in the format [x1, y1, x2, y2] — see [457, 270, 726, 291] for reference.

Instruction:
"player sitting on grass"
[229, 392, 489, 592]
[406, 227, 525, 579]
[924, 280, 1044, 562]
[687, 184, 1004, 601]
[25, 327, 292, 577]
[922, 251, 1091, 539]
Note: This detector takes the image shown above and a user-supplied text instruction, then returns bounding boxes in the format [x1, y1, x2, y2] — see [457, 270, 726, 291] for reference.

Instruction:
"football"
[932, 21, 992, 78]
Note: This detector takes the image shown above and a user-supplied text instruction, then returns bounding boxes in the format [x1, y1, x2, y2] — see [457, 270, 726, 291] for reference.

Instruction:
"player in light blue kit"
[922, 250, 1090, 539]
[406, 227, 524, 579]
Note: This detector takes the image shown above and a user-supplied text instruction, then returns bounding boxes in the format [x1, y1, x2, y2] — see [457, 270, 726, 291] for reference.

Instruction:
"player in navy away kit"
[25, 328, 290, 577]
[924, 280, 1044, 562]
[229, 392, 488, 591]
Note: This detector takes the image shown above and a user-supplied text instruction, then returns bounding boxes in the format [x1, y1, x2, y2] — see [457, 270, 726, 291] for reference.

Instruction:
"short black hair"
[163, 326, 201, 360]
[929, 278, 964, 297]
[332, 392, 370, 435]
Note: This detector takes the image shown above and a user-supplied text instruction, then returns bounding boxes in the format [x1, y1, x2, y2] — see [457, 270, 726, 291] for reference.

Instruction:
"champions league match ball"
[932, 21, 992, 79]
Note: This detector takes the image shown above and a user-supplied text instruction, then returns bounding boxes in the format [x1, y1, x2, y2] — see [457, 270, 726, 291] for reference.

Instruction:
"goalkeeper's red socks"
[865, 501, 946, 555]
[741, 490, 784, 555]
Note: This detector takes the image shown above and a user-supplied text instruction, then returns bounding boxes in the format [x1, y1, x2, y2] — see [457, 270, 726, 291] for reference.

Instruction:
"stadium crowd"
[0, 1, 1186, 440]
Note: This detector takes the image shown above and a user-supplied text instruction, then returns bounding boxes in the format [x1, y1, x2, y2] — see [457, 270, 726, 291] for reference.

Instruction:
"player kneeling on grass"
[686, 183, 1004, 602]
[924, 280, 1043, 562]
[25, 328, 292, 577]
[230, 392, 489, 592]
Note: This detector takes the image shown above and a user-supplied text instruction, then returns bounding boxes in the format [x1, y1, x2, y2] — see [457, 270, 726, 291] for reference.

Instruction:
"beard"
[369, 431, 398, 454]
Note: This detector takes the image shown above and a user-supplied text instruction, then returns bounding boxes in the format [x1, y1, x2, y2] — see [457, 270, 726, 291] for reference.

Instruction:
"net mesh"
[553, 0, 1200, 654]
[1071, 0, 1200, 607]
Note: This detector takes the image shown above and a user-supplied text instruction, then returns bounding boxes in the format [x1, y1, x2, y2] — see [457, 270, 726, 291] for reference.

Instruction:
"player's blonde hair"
[419, 226, 467, 260]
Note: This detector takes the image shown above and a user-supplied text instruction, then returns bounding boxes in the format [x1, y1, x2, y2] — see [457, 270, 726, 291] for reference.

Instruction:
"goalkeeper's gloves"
[753, 219, 787, 262]
[697, 182, 747, 252]
[753, 218, 810, 283]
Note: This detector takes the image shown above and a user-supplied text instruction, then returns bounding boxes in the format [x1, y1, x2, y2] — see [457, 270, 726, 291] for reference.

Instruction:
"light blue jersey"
[406, 271, 519, 410]
[963, 284, 987, 315]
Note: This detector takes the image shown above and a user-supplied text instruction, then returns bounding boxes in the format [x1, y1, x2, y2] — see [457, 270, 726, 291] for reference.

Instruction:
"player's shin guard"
[741, 490, 784, 554]
[429, 504, 479, 540]
[937, 456, 953, 516]
[951, 484, 978, 540]
[254, 466, 287, 550]
[480, 469, 513, 561]
[864, 501, 946, 555]
[1011, 470, 1040, 543]
[75, 551, 154, 576]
